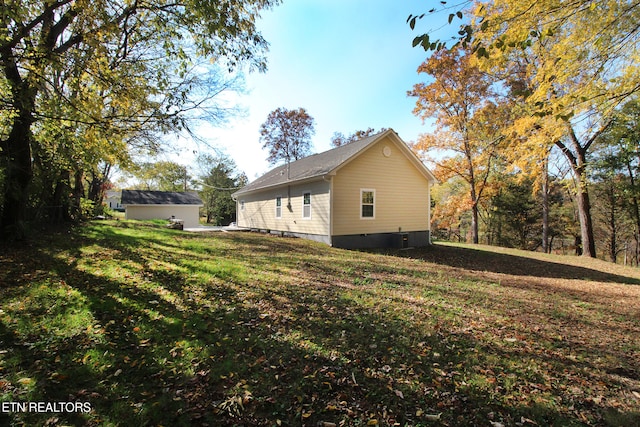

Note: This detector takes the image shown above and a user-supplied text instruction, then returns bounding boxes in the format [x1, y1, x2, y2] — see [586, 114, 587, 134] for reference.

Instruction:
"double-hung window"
[361, 189, 375, 219]
[275, 196, 282, 219]
[302, 192, 311, 219]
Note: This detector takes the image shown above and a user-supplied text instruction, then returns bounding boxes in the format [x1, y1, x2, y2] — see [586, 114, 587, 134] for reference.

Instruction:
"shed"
[121, 190, 203, 228]
[232, 129, 436, 249]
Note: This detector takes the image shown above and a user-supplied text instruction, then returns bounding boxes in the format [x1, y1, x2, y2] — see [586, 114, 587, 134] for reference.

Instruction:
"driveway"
[183, 225, 247, 233]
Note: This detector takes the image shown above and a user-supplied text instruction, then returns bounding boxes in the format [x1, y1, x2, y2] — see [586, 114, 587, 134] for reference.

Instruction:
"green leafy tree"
[197, 154, 246, 225]
[591, 100, 640, 264]
[489, 176, 542, 250]
[0, 0, 278, 238]
[129, 161, 192, 192]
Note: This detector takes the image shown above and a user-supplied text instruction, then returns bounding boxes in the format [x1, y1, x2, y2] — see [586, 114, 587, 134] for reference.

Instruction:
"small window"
[361, 189, 375, 219]
[275, 196, 282, 218]
[240, 200, 245, 211]
[302, 192, 311, 219]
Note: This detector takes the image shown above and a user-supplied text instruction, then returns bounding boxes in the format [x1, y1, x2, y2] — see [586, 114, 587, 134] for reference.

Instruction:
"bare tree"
[260, 108, 315, 165]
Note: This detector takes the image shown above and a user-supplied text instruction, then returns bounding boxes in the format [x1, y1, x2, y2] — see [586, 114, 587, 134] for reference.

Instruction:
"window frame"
[275, 195, 282, 219]
[360, 189, 375, 219]
[302, 191, 312, 219]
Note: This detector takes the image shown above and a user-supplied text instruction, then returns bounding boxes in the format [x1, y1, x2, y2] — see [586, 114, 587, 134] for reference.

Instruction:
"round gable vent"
[383, 146, 392, 157]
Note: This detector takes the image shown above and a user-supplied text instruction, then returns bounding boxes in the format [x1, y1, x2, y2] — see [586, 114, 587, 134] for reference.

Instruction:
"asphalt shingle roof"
[121, 190, 202, 205]
[233, 130, 389, 196]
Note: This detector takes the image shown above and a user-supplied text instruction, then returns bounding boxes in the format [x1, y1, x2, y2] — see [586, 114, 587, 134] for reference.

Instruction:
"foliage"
[127, 161, 193, 192]
[409, 47, 507, 244]
[432, 171, 574, 252]
[409, 0, 640, 258]
[409, 1, 640, 118]
[330, 128, 389, 147]
[467, 0, 640, 120]
[196, 154, 247, 225]
[590, 100, 640, 264]
[0, 0, 279, 238]
[1, 222, 639, 426]
[487, 176, 542, 250]
[260, 107, 315, 165]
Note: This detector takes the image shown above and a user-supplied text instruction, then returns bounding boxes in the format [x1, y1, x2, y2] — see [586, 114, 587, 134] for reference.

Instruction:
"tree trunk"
[607, 183, 617, 263]
[542, 158, 550, 253]
[1, 50, 37, 238]
[1, 111, 34, 238]
[471, 202, 479, 244]
[626, 161, 640, 266]
[556, 129, 597, 258]
[52, 170, 72, 223]
[575, 183, 596, 257]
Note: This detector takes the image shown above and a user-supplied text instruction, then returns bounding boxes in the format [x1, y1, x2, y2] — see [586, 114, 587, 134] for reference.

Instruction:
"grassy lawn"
[1, 221, 639, 426]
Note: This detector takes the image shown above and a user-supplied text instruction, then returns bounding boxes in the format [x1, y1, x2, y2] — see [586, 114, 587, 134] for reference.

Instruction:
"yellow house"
[232, 129, 436, 249]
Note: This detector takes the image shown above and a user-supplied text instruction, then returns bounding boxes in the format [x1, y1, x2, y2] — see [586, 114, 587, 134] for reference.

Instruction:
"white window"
[361, 189, 375, 219]
[275, 196, 282, 218]
[302, 192, 311, 219]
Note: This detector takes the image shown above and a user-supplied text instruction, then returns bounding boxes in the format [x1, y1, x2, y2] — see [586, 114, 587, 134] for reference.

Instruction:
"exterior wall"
[236, 179, 331, 238]
[125, 205, 201, 228]
[331, 135, 431, 237]
[104, 191, 123, 211]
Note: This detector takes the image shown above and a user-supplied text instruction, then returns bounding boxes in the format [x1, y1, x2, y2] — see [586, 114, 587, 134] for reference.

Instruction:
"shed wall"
[125, 205, 200, 228]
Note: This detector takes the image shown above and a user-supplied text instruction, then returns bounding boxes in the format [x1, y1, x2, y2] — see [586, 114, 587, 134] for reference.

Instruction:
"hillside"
[1, 221, 639, 426]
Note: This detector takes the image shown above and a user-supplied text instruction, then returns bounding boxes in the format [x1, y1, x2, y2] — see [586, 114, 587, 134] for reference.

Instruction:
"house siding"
[125, 205, 200, 228]
[237, 179, 330, 238]
[331, 136, 430, 237]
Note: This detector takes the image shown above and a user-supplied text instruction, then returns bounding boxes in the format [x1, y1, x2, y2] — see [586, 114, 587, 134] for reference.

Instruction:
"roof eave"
[232, 175, 327, 198]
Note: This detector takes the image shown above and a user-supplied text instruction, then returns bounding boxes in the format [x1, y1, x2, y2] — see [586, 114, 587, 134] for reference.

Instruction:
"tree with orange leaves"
[409, 47, 507, 244]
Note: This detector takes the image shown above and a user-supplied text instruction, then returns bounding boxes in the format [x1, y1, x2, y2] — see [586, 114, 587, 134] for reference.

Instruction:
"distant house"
[232, 129, 436, 249]
[121, 190, 203, 228]
[104, 190, 123, 211]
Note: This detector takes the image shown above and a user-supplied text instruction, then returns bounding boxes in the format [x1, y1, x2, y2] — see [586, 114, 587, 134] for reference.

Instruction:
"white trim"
[302, 190, 312, 220]
[360, 188, 375, 220]
[328, 177, 334, 244]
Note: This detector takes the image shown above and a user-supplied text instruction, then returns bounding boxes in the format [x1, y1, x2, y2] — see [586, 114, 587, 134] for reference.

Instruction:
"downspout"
[324, 174, 333, 245]
[428, 181, 433, 245]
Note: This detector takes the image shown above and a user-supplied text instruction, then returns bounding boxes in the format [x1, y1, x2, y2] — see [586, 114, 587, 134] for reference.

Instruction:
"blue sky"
[180, 1, 455, 180]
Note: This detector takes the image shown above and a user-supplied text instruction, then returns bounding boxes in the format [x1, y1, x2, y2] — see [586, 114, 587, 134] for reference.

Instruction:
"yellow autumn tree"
[469, 0, 639, 257]
[410, 0, 639, 257]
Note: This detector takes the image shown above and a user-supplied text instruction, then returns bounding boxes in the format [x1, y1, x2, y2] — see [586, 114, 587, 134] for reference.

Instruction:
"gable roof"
[233, 129, 435, 197]
[121, 190, 203, 206]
